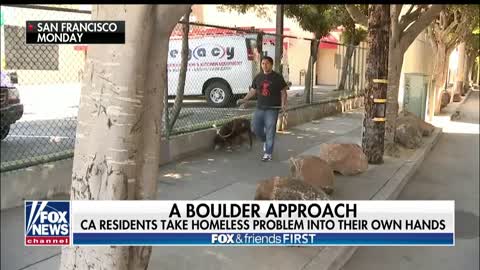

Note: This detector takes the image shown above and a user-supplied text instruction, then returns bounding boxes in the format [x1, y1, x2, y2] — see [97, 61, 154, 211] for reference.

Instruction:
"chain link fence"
[163, 21, 367, 137]
[1, 6, 367, 172]
[1, 5, 89, 171]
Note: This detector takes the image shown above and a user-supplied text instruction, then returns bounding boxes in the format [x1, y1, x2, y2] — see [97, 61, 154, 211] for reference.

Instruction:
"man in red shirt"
[239, 56, 288, 161]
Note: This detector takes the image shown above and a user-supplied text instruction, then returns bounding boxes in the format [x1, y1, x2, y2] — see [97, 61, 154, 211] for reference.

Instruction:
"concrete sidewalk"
[2, 104, 443, 270]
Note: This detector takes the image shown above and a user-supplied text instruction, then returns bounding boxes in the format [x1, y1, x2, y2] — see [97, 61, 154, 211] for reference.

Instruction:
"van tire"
[205, 81, 233, 107]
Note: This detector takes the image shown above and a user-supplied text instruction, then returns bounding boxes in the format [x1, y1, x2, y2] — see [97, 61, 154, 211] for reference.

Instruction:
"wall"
[316, 48, 338, 85]
[402, 31, 434, 75]
[287, 38, 312, 85]
[399, 5, 436, 114]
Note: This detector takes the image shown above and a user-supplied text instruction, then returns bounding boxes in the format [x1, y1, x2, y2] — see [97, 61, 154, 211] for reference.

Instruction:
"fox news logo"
[25, 201, 70, 246]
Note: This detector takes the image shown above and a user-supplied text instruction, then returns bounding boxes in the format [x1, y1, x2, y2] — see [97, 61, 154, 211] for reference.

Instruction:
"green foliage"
[447, 5, 479, 42]
[218, 4, 368, 42]
[463, 5, 480, 55]
[465, 32, 479, 60]
[283, 5, 333, 38]
[429, 5, 479, 50]
[217, 5, 272, 21]
[341, 28, 368, 45]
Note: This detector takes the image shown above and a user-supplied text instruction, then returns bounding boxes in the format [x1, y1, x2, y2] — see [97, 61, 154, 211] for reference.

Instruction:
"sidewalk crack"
[300, 248, 324, 270]
[193, 181, 237, 200]
[17, 252, 61, 270]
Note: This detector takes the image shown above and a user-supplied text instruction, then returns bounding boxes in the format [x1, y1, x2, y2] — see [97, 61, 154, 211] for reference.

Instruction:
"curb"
[303, 128, 443, 270]
[371, 128, 442, 201]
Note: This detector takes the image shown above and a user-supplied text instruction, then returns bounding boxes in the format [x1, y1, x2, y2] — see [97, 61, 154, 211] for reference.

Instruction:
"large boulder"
[289, 155, 335, 194]
[254, 176, 330, 200]
[317, 144, 368, 176]
[398, 111, 435, 136]
[453, 93, 462, 102]
[441, 91, 450, 109]
[395, 122, 422, 149]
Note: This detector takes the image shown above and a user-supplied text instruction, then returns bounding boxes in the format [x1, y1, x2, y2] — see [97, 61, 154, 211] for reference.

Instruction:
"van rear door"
[245, 37, 260, 81]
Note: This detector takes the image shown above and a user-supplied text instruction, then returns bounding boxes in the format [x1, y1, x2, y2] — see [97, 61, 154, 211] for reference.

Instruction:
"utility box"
[403, 73, 429, 120]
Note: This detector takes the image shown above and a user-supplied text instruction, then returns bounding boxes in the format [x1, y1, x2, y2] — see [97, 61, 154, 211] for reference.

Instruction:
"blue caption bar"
[73, 233, 454, 246]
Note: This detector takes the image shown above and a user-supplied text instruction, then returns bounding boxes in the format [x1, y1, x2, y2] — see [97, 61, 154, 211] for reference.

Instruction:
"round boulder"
[399, 111, 435, 136]
[318, 144, 368, 176]
[453, 93, 462, 102]
[254, 176, 330, 200]
[395, 122, 422, 149]
[289, 155, 335, 194]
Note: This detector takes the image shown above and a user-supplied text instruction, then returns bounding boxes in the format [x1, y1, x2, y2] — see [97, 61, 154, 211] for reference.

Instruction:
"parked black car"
[1, 71, 23, 140]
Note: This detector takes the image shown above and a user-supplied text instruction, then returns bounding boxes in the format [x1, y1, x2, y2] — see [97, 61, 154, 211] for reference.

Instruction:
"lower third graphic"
[25, 201, 71, 246]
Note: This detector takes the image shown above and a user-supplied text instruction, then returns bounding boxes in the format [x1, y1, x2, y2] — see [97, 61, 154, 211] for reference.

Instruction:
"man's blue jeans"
[252, 108, 279, 155]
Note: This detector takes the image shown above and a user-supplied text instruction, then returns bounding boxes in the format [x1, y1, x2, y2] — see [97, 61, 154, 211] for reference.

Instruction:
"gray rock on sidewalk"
[254, 176, 330, 200]
[289, 155, 335, 194]
[395, 122, 423, 149]
[398, 111, 435, 136]
[441, 91, 451, 108]
[318, 143, 368, 176]
[453, 93, 462, 102]
[395, 110, 437, 148]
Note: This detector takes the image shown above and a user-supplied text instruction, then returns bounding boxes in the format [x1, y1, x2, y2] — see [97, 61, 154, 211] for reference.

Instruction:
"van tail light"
[247, 48, 254, 61]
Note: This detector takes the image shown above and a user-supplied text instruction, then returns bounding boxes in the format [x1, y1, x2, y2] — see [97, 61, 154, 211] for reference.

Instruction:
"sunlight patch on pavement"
[442, 121, 479, 134]
[431, 113, 479, 135]
[163, 173, 182, 179]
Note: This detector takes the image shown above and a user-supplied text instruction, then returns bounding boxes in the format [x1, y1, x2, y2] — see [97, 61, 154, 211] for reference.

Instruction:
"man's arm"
[242, 88, 256, 101]
[236, 88, 256, 106]
[240, 74, 258, 103]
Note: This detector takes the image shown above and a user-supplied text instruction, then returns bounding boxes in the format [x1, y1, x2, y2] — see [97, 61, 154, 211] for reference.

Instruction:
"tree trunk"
[275, 4, 284, 74]
[256, 32, 264, 72]
[338, 42, 355, 91]
[463, 53, 474, 93]
[383, 5, 402, 157]
[468, 56, 476, 83]
[454, 41, 465, 97]
[477, 59, 480, 86]
[478, 59, 480, 86]
[168, 9, 191, 132]
[305, 57, 313, 103]
[305, 40, 319, 103]
[361, 5, 390, 164]
[59, 5, 191, 270]
[428, 43, 448, 119]
[384, 46, 403, 156]
[382, 5, 444, 157]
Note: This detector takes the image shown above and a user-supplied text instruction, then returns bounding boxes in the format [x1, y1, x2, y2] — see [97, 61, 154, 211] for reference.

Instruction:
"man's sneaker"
[261, 153, 272, 161]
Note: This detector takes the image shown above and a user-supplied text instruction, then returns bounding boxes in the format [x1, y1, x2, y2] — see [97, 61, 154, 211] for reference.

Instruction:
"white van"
[167, 31, 288, 107]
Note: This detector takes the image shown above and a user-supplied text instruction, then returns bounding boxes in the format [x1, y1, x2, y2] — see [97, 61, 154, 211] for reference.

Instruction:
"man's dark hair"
[261, 56, 274, 65]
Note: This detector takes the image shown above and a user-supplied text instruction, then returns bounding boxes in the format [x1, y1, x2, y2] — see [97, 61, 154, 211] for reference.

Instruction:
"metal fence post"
[164, 77, 170, 140]
[310, 56, 314, 103]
